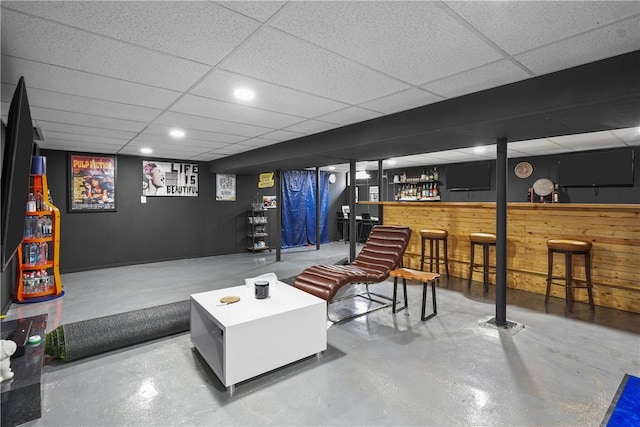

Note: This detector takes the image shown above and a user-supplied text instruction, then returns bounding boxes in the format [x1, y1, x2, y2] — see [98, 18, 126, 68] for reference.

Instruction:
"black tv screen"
[1, 77, 35, 271]
[446, 162, 491, 191]
[559, 148, 634, 187]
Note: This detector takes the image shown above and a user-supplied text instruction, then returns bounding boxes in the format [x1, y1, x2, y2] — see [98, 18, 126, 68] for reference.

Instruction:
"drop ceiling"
[1, 1, 639, 174]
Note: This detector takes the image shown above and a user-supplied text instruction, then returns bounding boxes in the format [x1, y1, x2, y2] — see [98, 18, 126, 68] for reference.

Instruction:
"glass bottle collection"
[21, 190, 55, 294]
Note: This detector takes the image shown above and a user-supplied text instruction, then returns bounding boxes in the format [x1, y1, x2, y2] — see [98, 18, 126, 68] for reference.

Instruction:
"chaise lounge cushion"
[293, 225, 412, 301]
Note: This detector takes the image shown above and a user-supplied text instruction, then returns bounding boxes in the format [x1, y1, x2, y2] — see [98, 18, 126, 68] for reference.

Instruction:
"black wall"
[384, 147, 640, 204]
[42, 150, 280, 273]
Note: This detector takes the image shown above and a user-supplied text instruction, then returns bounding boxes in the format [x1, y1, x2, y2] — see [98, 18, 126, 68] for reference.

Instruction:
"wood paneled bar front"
[362, 202, 640, 314]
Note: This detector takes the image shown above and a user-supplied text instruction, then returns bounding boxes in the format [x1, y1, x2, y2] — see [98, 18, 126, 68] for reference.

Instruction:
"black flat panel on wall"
[446, 162, 491, 191]
[558, 148, 634, 187]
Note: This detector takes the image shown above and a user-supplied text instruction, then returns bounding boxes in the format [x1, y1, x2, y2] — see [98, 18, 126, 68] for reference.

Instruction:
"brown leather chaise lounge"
[293, 225, 412, 323]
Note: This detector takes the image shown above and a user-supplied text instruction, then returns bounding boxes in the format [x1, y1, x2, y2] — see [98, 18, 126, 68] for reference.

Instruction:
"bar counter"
[362, 202, 640, 313]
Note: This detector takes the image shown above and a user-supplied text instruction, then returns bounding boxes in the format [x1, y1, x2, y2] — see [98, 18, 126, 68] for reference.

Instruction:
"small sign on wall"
[216, 174, 236, 201]
[258, 172, 275, 188]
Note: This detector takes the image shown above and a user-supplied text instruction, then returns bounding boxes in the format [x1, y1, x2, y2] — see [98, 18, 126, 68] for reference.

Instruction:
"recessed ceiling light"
[234, 88, 255, 101]
[474, 146, 486, 154]
[169, 129, 185, 138]
[328, 166, 336, 170]
[140, 147, 153, 154]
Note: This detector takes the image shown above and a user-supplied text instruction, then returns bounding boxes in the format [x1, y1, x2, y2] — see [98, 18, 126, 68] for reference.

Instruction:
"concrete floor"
[4, 242, 640, 426]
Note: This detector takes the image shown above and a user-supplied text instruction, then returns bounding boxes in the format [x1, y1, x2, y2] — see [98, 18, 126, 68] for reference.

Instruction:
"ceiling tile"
[221, 27, 410, 104]
[316, 107, 382, 126]
[446, 1, 640, 55]
[191, 69, 349, 118]
[132, 134, 230, 150]
[36, 121, 138, 140]
[421, 60, 531, 99]
[216, 1, 287, 23]
[507, 138, 566, 154]
[270, 2, 502, 85]
[30, 107, 147, 133]
[1, 57, 182, 109]
[236, 138, 283, 148]
[170, 94, 302, 129]
[549, 131, 627, 151]
[189, 153, 226, 162]
[43, 138, 122, 153]
[359, 89, 442, 115]
[3, 1, 260, 66]
[1, 9, 211, 91]
[155, 111, 272, 138]
[284, 120, 340, 135]
[611, 127, 640, 143]
[259, 129, 305, 142]
[515, 17, 640, 75]
[40, 131, 130, 147]
[3, 84, 162, 123]
[143, 124, 247, 144]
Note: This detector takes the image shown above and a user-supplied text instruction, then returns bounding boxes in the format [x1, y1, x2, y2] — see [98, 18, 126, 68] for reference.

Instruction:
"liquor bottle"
[433, 167, 439, 181]
[27, 193, 36, 212]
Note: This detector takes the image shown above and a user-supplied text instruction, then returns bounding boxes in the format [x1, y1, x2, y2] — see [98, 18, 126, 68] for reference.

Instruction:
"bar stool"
[420, 229, 450, 277]
[468, 232, 497, 292]
[545, 239, 595, 312]
[390, 268, 440, 321]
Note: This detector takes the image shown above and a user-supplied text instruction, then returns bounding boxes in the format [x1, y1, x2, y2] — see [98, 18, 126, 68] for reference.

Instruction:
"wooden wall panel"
[371, 202, 640, 314]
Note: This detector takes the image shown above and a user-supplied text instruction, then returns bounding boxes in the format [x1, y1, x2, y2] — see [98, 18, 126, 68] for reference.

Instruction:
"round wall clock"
[514, 162, 533, 178]
[328, 173, 336, 184]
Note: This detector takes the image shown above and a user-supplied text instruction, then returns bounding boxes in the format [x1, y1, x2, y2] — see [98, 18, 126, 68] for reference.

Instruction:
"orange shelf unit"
[15, 174, 63, 302]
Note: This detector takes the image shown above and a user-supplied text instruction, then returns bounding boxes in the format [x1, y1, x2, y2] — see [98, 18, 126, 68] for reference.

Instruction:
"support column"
[316, 166, 320, 250]
[378, 159, 384, 224]
[349, 160, 357, 262]
[275, 169, 282, 262]
[495, 138, 508, 325]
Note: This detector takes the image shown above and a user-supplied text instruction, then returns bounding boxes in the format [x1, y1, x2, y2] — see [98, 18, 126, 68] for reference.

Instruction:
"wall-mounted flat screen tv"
[446, 161, 491, 191]
[1, 77, 35, 271]
[558, 148, 634, 187]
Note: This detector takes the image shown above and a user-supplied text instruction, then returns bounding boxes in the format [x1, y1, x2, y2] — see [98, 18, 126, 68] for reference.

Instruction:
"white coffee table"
[190, 281, 327, 394]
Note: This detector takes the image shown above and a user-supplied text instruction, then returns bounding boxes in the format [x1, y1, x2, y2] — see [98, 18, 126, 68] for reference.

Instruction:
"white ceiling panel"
[270, 1, 503, 85]
[359, 89, 442, 115]
[30, 107, 147, 133]
[238, 138, 285, 148]
[611, 128, 640, 143]
[1, 9, 210, 92]
[143, 124, 248, 144]
[421, 59, 530, 99]
[170, 94, 304, 129]
[44, 138, 123, 152]
[40, 131, 129, 147]
[4, 84, 162, 123]
[284, 120, 340, 135]
[216, 1, 287, 23]
[191, 69, 349, 118]
[221, 27, 411, 104]
[446, 1, 640, 55]
[131, 134, 230, 151]
[549, 131, 627, 151]
[155, 112, 272, 138]
[35, 121, 137, 141]
[259, 129, 306, 142]
[507, 138, 566, 154]
[1, 57, 182, 109]
[516, 17, 640, 75]
[316, 107, 382, 126]
[4, 1, 261, 66]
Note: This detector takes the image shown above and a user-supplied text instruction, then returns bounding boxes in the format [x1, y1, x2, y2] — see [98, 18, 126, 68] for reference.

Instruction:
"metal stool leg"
[468, 242, 475, 288]
[421, 280, 437, 321]
[585, 251, 595, 311]
[443, 237, 450, 278]
[545, 249, 553, 303]
[482, 243, 490, 292]
[565, 251, 573, 312]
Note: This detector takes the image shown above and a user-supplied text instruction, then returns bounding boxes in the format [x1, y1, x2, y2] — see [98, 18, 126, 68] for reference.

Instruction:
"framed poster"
[142, 160, 198, 196]
[69, 154, 116, 212]
[216, 174, 236, 201]
[263, 195, 277, 209]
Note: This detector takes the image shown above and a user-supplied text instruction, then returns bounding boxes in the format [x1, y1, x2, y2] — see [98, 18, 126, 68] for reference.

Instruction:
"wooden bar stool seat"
[468, 232, 497, 292]
[420, 229, 450, 277]
[390, 268, 439, 321]
[545, 239, 595, 312]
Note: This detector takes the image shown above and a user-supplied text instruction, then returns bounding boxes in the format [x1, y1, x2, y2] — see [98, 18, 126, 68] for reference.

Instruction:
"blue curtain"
[281, 171, 329, 248]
